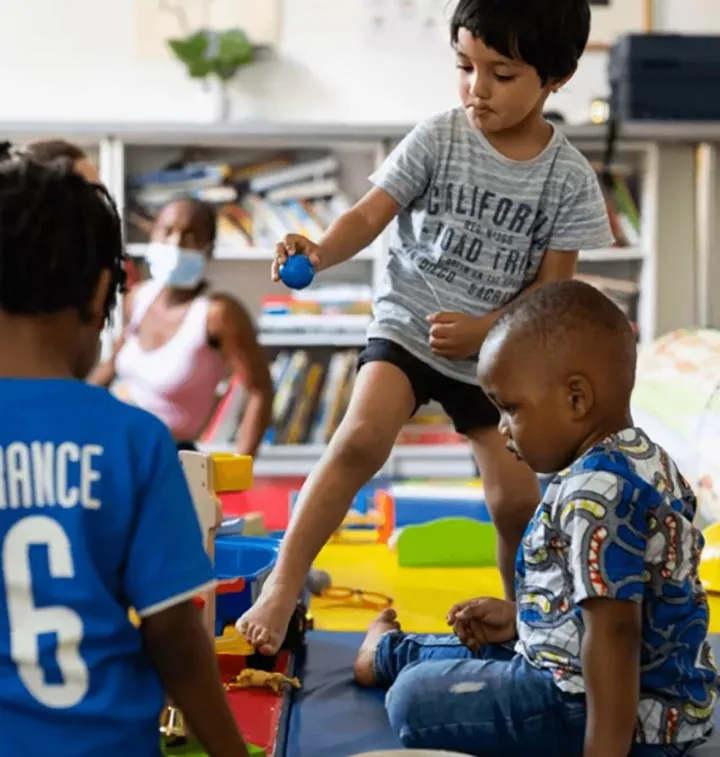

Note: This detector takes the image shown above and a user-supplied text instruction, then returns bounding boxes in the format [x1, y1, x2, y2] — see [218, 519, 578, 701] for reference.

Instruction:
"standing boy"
[240, 0, 613, 655]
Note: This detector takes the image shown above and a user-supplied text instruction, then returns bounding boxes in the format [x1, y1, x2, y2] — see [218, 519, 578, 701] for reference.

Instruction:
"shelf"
[126, 243, 375, 263]
[126, 241, 643, 264]
[10, 120, 720, 145]
[578, 247, 645, 262]
[259, 332, 366, 347]
[198, 442, 475, 478]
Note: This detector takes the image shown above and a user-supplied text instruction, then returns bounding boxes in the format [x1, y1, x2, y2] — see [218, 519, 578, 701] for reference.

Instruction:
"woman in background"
[91, 197, 273, 455]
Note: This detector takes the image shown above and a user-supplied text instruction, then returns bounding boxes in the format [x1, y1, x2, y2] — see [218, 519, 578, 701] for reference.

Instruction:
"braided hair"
[0, 142, 126, 323]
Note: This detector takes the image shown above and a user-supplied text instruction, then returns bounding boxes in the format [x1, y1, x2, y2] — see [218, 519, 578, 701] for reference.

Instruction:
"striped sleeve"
[369, 119, 437, 208]
[548, 166, 614, 251]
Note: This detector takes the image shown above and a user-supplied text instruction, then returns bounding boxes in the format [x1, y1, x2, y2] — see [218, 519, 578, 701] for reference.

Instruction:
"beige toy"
[225, 669, 301, 695]
[160, 451, 254, 744]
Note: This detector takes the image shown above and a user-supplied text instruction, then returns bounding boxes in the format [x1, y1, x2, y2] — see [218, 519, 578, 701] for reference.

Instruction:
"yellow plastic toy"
[215, 630, 256, 656]
[699, 522, 720, 593]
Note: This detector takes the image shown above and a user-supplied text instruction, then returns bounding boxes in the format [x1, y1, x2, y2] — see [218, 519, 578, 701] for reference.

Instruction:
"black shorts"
[176, 440, 198, 452]
[357, 338, 500, 435]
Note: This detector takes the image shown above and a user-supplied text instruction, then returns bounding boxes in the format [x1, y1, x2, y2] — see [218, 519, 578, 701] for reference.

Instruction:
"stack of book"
[597, 166, 642, 249]
[258, 284, 372, 340]
[201, 348, 359, 446]
[125, 153, 354, 249]
[200, 354, 463, 449]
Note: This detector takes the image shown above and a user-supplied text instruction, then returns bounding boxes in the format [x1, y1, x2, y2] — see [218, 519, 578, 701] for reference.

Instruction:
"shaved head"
[482, 278, 636, 397]
[477, 279, 637, 473]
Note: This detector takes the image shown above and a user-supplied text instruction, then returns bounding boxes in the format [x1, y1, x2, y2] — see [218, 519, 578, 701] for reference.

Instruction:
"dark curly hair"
[450, 0, 591, 83]
[0, 142, 126, 323]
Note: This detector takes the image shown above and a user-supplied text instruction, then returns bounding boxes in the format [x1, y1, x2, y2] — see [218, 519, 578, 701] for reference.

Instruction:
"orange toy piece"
[225, 669, 301, 695]
[331, 491, 395, 544]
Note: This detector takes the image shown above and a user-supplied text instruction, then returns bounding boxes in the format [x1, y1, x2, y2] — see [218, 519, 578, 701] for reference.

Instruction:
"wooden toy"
[225, 669, 301, 695]
[161, 451, 254, 746]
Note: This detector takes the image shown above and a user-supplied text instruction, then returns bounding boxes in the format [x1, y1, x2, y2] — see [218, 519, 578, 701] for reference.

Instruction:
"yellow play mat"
[309, 531, 503, 633]
[309, 531, 720, 634]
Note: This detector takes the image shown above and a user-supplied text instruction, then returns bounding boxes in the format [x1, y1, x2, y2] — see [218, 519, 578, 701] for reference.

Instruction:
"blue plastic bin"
[214, 535, 280, 635]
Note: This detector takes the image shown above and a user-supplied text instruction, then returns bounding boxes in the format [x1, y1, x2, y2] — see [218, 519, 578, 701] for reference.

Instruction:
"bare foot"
[236, 590, 297, 656]
[353, 608, 401, 687]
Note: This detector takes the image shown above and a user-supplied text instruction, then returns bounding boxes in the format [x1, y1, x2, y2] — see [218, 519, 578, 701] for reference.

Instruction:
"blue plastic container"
[214, 535, 280, 635]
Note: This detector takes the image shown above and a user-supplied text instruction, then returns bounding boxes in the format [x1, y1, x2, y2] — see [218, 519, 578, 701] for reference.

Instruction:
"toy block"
[210, 452, 253, 493]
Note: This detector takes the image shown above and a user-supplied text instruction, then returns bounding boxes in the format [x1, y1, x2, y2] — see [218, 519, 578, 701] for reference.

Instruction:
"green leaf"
[167, 32, 208, 62]
[167, 28, 255, 81]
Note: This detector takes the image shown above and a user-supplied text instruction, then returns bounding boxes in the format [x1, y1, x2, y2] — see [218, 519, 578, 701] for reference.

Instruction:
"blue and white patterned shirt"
[516, 427, 718, 744]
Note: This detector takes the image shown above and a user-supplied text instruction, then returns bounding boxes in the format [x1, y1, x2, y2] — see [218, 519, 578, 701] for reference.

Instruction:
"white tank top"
[115, 281, 225, 440]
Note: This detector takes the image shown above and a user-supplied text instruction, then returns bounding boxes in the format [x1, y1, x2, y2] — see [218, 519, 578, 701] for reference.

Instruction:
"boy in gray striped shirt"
[241, 0, 613, 655]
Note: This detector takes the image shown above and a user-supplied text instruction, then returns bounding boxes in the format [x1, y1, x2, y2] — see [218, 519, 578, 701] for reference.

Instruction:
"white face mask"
[145, 242, 207, 290]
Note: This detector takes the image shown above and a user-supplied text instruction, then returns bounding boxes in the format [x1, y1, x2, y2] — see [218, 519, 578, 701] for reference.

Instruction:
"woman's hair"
[25, 139, 87, 164]
[0, 142, 126, 323]
[183, 198, 218, 246]
[450, 0, 591, 83]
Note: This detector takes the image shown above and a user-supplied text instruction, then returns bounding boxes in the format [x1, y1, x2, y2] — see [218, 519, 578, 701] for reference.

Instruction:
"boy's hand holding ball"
[272, 234, 322, 289]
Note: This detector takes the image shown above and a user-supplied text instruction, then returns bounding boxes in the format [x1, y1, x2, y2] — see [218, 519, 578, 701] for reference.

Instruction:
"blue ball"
[279, 254, 315, 290]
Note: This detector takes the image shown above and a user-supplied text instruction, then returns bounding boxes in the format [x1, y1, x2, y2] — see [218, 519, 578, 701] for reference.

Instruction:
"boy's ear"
[550, 63, 577, 92]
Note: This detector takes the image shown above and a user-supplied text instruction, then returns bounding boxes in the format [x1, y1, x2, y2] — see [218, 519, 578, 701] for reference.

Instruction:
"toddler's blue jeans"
[373, 630, 705, 757]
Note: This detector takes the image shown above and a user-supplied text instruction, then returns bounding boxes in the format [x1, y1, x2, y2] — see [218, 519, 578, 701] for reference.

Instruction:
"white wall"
[4, 0, 710, 127]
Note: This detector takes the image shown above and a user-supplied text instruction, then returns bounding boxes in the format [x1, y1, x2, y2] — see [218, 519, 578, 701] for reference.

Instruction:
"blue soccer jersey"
[0, 378, 216, 756]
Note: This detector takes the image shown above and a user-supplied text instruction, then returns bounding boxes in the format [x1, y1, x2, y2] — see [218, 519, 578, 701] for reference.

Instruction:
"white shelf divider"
[199, 442, 475, 478]
[126, 242, 376, 262]
[578, 247, 645, 262]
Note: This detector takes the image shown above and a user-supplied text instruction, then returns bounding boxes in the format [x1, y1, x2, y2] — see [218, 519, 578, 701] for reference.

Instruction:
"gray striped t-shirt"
[367, 107, 614, 385]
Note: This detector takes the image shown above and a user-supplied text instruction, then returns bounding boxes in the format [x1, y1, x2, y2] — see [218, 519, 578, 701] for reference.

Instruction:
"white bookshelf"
[5, 120, 710, 477]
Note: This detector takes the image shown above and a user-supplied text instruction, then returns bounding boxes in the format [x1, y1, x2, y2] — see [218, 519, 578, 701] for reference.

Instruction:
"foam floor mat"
[287, 632, 720, 757]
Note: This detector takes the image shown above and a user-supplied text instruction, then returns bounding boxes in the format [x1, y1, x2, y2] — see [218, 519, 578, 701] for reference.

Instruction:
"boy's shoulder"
[57, 381, 172, 443]
[552, 130, 598, 184]
[553, 126, 597, 177]
[556, 427, 694, 513]
[405, 107, 466, 145]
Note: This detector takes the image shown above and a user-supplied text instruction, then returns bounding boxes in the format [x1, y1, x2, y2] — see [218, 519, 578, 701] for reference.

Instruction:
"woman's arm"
[207, 295, 273, 457]
[87, 287, 136, 387]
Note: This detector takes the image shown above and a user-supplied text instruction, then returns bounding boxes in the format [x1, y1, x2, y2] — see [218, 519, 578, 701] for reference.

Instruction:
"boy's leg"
[353, 609, 511, 687]
[239, 340, 432, 653]
[438, 380, 540, 600]
[385, 653, 586, 757]
[468, 426, 540, 600]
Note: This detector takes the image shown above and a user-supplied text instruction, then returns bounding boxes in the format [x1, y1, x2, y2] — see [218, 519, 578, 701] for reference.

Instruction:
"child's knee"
[331, 418, 395, 472]
[385, 665, 427, 747]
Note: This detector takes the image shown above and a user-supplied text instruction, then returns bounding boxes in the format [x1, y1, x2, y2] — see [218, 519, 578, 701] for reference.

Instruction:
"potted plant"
[167, 28, 255, 121]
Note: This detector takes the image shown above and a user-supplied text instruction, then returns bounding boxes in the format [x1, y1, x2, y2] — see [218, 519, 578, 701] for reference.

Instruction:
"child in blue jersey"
[353, 280, 719, 757]
[240, 0, 613, 655]
[0, 147, 249, 757]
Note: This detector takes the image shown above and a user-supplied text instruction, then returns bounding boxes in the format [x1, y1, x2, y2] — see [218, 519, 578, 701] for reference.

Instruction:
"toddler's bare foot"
[353, 608, 401, 687]
[236, 590, 297, 656]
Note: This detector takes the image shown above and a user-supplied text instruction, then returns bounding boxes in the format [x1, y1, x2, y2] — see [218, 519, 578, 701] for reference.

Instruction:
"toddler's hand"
[272, 234, 323, 282]
[447, 597, 517, 651]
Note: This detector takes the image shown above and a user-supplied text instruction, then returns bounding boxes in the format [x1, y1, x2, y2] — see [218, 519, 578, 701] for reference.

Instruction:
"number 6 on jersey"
[3, 515, 89, 708]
